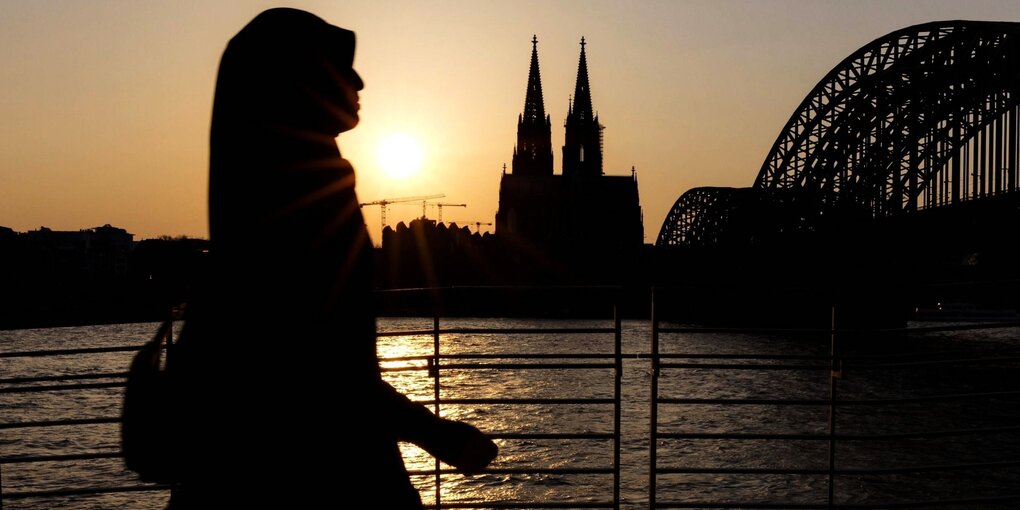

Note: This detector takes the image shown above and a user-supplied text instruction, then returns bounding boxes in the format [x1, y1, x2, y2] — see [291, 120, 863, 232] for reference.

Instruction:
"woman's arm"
[377, 379, 498, 475]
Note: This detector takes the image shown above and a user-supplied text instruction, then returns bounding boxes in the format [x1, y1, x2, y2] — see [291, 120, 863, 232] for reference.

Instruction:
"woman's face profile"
[322, 58, 364, 135]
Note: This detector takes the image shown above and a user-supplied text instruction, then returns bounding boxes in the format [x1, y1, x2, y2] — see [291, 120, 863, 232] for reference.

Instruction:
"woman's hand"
[416, 418, 497, 475]
[434, 419, 498, 475]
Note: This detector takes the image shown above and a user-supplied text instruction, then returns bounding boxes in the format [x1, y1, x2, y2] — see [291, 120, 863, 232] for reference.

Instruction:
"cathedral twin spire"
[512, 35, 553, 176]
[512, 36, 603, 178]
[523, 35, 548, 126]
[563, 36, 603, 177]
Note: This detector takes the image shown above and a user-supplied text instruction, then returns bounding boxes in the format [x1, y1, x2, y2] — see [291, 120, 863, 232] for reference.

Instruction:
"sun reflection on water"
[374, 318, 623, 506]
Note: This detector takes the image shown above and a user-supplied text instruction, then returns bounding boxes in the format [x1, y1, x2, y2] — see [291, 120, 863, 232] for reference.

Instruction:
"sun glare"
[377, 133, 423, 179]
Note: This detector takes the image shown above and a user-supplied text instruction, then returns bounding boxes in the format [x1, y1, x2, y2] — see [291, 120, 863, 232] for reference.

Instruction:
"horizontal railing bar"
[0, 417, 120, 429]
[0, 328, 1012, 357]
[389, 352, 1020, 365]
[383, 353, 621, 361]
[408, 467, 613, 476]
[657, 326, 831, 335]
[423, 502, 615, 509]
[0, 372, 128, 384]
[830, 494, 1020, 508]
[440, 363, 616, 370]
[0, 381, 126, 394]
[632, 351, 1019, 364]
[658, 321, 1020, 336]
[659, 390, 1020, 406]
[377, 327, 615, 338]
[653, 502, 830, 509]
[656, 459, 1020, 475]
[659, 362, 829, 370]
[654, 353, 830, 361]
[644, 351, 1020, 364]
[659, 425, 1020, 441]
[654, 497, 1020, 509]
[378, 357, 1019, 370]
[1, 484, 171, 499]
[375, 284, 624, 292]
[387, 352, 1017, 363]
[822, 495, 1020, 509]
[875, 321, 1020, 333]
[1, 451, 122, 464]
[379, 365, 428, 372]
[446, 353, 619, 359]
[836, 390, 1020, 405]
[5, 346, 1011, 365]
[848, 355, 1020, 369]
[836, 425, 1020, 440]
[381, 362, 622, 372]
[488, 432, 615, 440]
[656, 467, 830, 475]
[837, 459, 1020, 475]
[415, 398, 616, 405]
[658, 432, 828, 441]
[0, 345, 144, 358]
[381, 363, 621, 373]
[379, 354, 434, 361]
[658, 398, 831, 406]
[376, 329, 442, 337]
[425, 327, 616, 335]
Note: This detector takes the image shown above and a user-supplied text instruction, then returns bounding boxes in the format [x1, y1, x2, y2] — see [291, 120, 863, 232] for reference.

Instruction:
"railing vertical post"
[828, 306, 838, 509]
[613, 303, 622, 510]
[649, 288, 659, 510]
[433, 314, 442, 509]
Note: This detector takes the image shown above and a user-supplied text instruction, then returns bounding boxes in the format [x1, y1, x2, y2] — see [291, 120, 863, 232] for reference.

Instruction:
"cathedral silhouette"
[496, 36, 643, 277]
[379, 37, 643, 293]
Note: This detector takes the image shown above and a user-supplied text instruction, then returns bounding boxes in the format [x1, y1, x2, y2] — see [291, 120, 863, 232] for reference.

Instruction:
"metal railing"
[377, 314, 624, 509]
[4, 290, 1020, 509]
[649, 303, 1020, 509]
[0, 302, 624, 509]
[0, 340, 173, 506]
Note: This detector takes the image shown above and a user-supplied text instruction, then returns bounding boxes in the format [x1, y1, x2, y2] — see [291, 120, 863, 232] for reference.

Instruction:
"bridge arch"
[659, 21, 1020, 246]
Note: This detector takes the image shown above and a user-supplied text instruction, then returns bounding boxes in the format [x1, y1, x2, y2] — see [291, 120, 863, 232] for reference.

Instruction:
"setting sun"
[377, 133, 423, 179]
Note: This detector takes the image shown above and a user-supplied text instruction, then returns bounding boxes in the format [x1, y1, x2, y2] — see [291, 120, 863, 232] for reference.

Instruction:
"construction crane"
[470, 221, 493, 234]
[359, 193, 444, 236]
[432, 202, 467, 222]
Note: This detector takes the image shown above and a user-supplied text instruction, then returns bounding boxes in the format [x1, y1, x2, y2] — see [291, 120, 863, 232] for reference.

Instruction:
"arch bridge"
[658, 21, 1020, 247]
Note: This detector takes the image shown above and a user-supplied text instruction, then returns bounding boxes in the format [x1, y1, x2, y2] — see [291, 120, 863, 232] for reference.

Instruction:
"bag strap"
[146, 317, 176, 368]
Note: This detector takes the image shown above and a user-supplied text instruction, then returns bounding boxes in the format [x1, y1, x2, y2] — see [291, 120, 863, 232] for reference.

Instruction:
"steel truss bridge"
[658, 21, 1020, 247]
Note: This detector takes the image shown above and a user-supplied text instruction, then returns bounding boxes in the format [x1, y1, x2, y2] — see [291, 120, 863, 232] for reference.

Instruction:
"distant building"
[1, 224, 147, 328]
[496, 36, 643, 282]
[379, 219, 495, 288]
[23, 224, 134, 278]
[89, 224, 135, 277]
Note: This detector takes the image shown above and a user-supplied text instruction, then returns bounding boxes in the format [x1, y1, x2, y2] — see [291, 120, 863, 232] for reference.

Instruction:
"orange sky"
[3, 1, 1020, 245]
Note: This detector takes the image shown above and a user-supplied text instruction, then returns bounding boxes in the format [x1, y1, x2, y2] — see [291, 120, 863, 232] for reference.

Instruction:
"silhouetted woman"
[169, 8, 495, 508]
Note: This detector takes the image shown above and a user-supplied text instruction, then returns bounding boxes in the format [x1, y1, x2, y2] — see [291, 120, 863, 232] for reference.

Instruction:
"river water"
[2, 318, 1019, 509]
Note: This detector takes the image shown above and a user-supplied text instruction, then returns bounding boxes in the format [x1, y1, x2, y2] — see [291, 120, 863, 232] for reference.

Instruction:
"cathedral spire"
[523, 35, 547, 124]
[571, 36, 593, 123]
[563, 36, 603, 177]
[512, 35, 553, 176]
